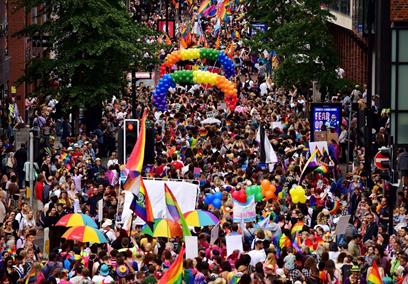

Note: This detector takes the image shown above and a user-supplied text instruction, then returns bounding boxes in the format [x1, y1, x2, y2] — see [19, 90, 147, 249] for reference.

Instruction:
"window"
[329, 0, 351, 15]
[391, 25, 408, 145]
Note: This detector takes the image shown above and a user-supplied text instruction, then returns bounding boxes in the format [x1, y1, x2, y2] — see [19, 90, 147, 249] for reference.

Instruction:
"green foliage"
[16, 0, 158, 107]
[246, 0, 339, 91]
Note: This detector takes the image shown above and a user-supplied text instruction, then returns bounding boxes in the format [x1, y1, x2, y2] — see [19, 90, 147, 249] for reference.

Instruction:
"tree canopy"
[17, 0, 158, 108]
[246, 0, 339, 90]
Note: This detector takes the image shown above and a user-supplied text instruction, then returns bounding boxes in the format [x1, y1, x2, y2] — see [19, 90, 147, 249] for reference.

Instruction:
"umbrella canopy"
[56, 213, 98, 228]
[62, 226, 108, 243]
[183, 210, 219, 227]
[200, 117, 221, 125]
[142, 219, 183, 238]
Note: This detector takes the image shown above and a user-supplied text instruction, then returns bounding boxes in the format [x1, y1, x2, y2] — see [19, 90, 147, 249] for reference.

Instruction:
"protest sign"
[185, 236, 199, 260]
[210, 223, 220, 245]
[226, 235, 243, 257]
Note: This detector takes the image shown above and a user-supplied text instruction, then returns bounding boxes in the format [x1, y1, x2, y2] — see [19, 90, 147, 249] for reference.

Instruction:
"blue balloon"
[214, 192, 223, 200]
[212, 198, 222, 209]
[204, 194, 214, 205]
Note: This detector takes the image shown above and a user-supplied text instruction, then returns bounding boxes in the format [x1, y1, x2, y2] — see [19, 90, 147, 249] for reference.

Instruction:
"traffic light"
[379, 147, 393, 169]
[123, 119, 139, 163]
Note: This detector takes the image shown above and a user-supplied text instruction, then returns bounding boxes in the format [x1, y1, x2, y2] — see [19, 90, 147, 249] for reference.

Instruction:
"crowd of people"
[0, 1, 403, 284]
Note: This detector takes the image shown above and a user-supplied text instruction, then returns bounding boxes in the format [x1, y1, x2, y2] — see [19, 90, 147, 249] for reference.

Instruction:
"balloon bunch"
[245, 185, 263, 202]
[153, 70, 238, 111]
[231, 189, 247, 203]
[289, 185, 307, 204]
[152, 74, 176, 112]
[204, 192, 223, 209]
[261, 179, 276, 200]
[160, 48, 236, 79]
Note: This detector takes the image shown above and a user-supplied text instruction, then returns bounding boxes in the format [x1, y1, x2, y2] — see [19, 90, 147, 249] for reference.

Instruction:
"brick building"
[0, 2, 46, 120]
[329, 0, 408, 81]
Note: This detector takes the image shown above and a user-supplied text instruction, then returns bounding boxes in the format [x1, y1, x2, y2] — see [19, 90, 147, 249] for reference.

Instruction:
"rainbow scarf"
[126, 110, 147, 173]
[292, 233, 302, 253]
[314, 164, 329, 174]
[164, 184, 191, 237]
[159, 247, 185, 284]
[367, 262, 383, 284]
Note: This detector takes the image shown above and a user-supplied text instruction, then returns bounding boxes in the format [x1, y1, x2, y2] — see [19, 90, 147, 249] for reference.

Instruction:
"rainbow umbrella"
[183, 210, 219, 227]
[56, 213, 98, 228]
[152, 219, 183, 238]
[62, 226, 108, 243]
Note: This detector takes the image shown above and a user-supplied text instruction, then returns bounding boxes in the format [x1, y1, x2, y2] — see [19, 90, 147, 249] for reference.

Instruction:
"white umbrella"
[201, 118, 221, 125]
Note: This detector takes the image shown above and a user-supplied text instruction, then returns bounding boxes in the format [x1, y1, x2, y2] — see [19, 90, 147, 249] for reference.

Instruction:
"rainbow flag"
[291, 221, 304, 235]
[279, 234, 291, 249]
[164, 184, 191, 236]
[198, 0, 211, 14]
[231, 31, 240, 39]
[329, 200, 341, 215]
[159, 246, 185, 284]
[299, 149, 319, 182]
[126, 110, 147, 173]
[367, 261, 383, 284]
[203, 4, 217, 17]
[314, 164, 329, 174]
[129, 177, 154, 225]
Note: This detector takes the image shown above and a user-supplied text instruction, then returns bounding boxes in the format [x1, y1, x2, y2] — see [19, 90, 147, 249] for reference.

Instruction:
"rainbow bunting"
[291, 221, 304, 235]
[164, 184, 191, 236]
[198, 0, 211, 14]
[126, 110, 147, 173]
[367, 261, 383, 284]
[129, 176, 154, 225]
[279, 234, 292, 249]
[158, 246, 185, 284]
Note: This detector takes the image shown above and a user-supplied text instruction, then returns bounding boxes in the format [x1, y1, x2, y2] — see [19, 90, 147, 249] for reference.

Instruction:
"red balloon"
[237, 191, 247, 203]
[231, 190, 240, 201]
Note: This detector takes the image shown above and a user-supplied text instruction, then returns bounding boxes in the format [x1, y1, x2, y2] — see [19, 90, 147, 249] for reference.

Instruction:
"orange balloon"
[261, 179, 271, 192]
[269, 184, 276, 194]
[264, 191, 274, 200]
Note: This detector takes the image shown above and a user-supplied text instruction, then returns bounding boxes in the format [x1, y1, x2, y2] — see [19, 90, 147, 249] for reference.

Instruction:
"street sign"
[375, 151, 389, 170]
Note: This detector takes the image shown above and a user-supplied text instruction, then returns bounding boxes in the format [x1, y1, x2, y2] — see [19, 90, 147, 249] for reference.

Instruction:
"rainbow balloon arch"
[159, 48, 236, 79]
[153, 70, 238, 112]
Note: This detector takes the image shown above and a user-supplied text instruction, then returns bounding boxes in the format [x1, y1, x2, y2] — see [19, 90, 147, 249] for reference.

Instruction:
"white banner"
[226, 235, 243, 257]
[233, 196, 256, 223]
[122, 180, 199, 224]
[210, 223, 220, 245]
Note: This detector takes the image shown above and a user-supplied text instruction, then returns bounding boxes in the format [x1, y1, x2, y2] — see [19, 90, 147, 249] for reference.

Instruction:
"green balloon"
[255, 192, 264, 202]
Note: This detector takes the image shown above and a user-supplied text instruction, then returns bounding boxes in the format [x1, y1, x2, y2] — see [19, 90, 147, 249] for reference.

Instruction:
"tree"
[16, 0, 158, 108]
[247, 0, 339, 91]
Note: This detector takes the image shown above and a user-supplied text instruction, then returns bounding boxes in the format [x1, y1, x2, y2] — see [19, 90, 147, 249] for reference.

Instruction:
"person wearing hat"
[101, 219, 116, 243]
[91, 264, 114, 284]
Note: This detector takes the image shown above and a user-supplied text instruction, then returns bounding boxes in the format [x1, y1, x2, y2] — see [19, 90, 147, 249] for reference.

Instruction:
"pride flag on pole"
[126, 110, 147, 173]
[164, 184, 191, 236]
[158, 246, 185, 284]
[128, 176, 154, 226]
[367, 261, 383, 284]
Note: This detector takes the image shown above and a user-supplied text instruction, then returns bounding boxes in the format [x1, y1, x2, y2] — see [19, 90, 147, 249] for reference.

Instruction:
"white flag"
[256, 126, 278, 164]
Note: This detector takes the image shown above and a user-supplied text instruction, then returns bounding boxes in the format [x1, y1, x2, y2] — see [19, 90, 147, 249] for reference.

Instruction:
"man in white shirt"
[101, 219, 116, 243]
[247, 240, 266, 266]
